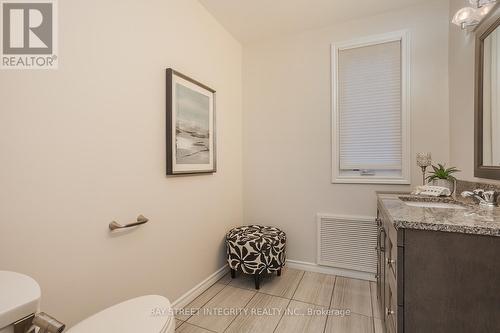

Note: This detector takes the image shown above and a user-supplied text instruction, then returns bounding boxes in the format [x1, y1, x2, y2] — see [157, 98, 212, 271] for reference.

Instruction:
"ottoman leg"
[230, 268, 236, 279]
[277, 269, 282, 277]
[254, 273, 260, 290]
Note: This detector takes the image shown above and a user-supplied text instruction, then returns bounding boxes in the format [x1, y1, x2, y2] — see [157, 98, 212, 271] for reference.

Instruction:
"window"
[331, 31, 410, 184]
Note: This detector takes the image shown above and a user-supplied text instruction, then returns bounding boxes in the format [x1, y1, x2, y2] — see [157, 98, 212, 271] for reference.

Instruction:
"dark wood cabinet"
[376, 202, 500, 333]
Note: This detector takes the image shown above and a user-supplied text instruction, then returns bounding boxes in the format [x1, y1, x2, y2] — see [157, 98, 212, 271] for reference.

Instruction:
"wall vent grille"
[317, 214, 377, 274]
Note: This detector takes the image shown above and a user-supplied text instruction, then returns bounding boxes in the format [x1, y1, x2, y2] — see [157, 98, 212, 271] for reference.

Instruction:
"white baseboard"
[286, 259, 376, 282]
[172, 264, 228, 309]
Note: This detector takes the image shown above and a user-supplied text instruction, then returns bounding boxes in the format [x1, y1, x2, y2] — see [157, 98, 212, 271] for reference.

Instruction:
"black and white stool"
[225, 225, 286, 289]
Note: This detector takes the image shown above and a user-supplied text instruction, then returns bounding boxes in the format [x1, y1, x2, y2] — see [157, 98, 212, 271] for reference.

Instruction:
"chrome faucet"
[461, 189, 498, 207]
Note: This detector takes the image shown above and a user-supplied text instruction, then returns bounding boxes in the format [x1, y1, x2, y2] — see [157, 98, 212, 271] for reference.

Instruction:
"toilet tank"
[0, 271, 41, 333]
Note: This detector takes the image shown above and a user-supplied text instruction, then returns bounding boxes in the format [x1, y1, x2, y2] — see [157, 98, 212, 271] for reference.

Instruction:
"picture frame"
[166, 68, 216, 175]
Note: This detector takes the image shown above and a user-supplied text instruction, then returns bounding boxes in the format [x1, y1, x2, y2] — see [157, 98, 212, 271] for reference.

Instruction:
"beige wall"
[449, 0, 500, 183]
[242, 0, 450, 263]
[0, 0, 242, 326]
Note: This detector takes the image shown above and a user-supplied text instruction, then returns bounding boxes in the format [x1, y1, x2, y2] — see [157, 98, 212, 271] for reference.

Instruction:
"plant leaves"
[427, 163, 460, 180]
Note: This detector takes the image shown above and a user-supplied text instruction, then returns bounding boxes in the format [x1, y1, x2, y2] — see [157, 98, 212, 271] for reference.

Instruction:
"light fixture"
[416, 152, 432, 185]
[452, 7, 479, 29]
[452, 0, 496, 29]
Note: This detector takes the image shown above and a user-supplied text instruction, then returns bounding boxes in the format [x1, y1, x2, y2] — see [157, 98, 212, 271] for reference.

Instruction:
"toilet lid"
[67, 295, 172, 333]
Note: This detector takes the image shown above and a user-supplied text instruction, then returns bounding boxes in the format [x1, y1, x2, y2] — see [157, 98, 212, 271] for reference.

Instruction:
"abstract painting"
[166, 69, 216, 174]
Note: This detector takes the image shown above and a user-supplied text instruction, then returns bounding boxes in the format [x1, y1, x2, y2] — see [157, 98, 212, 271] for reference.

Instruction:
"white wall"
[0, 0, 242, 326]
[243, 0, 450, 263]
[449, 0, 500, 183]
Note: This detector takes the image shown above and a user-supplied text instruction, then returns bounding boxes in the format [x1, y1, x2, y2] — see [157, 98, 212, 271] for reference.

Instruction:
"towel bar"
[109, 215, 149, 231]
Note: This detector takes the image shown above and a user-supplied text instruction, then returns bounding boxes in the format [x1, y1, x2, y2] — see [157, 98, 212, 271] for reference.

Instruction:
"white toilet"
[0, 271, 41, 333]
[0, 271, 175, 333]
[67, 295, 175, 333]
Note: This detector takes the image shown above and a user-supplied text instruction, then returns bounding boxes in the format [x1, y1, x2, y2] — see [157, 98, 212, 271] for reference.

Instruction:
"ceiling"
[199, 0, 431, 43]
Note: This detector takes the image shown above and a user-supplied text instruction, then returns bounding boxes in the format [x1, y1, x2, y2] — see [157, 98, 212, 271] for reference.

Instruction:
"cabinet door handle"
[386, 258, 396, 265]
[386, 307, 395, 316]
[379, 228, 386, 252]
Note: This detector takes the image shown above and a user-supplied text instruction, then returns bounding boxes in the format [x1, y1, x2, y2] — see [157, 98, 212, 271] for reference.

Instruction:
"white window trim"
[331, 30, 411, 185]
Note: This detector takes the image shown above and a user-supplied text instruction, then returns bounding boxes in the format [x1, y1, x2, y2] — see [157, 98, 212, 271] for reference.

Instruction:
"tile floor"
[175, 268, 385, 333]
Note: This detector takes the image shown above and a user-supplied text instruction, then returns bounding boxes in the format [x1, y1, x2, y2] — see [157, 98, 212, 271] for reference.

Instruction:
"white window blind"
[338, 40, 402, 171]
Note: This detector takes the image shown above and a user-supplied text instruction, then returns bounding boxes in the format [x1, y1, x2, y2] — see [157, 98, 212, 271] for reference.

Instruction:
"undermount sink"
[403, 201, 466, 209]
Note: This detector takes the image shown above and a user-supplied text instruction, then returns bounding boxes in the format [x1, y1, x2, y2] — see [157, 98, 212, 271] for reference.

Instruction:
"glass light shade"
[474, 2, 495, 17]
[469, 0, 496, 8]
[416, 152, 432, 167]
[452, 7, 479, 27]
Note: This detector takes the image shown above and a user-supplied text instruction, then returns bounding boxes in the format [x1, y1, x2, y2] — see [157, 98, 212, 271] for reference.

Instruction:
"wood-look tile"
[177, 269, 375, 333]
[258, 268, 304, 299]
[225, 293, 290, 333]
[374, 318, 385, 333]
[216, 272, 232, 285]
[176, 322, 214, 333]
[176, 283, 226, 321]
[292, 271, 336, 306]
[186, 285, 255, 333]
[324, 313, 374, 333]
[229, 268, 304, 298]
[227, 271, 261, 290]
[331, 277, 372, 317]
[274, 300, 328, 333]
[370, 281, 383, 319]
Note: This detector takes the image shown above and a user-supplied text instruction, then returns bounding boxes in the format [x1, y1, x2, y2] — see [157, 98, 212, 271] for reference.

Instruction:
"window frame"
[331, 30, 411, 184]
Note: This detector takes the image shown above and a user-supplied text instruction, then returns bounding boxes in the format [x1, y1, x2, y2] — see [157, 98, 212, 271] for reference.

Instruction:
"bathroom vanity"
[376, 193, 500, 333]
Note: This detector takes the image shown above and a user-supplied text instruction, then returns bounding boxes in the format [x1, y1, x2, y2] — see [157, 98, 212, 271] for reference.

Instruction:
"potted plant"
[426, 163, 460, 193]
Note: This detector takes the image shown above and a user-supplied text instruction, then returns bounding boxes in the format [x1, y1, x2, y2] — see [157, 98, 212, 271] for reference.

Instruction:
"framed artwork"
[166, 68, 216, 175]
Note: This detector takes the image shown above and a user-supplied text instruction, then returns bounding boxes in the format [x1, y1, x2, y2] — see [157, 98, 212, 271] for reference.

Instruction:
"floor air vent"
[317, 214, 377, 274]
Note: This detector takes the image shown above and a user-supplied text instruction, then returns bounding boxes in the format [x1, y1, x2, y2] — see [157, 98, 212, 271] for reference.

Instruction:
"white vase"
[431, 179, 455, 194]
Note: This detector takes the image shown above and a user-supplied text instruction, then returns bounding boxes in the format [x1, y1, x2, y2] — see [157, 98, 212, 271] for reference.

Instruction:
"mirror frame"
[475, 5, 500, 180]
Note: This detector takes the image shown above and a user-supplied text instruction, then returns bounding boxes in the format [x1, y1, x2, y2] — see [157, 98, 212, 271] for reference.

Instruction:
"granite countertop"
[377, 193, 500, 237]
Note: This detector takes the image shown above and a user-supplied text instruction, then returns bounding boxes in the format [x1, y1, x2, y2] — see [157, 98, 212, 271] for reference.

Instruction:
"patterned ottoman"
[225, 225, 286, 289]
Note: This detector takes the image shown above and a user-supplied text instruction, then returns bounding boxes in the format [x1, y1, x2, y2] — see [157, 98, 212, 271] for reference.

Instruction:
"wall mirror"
[475, 5, 500, 180]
